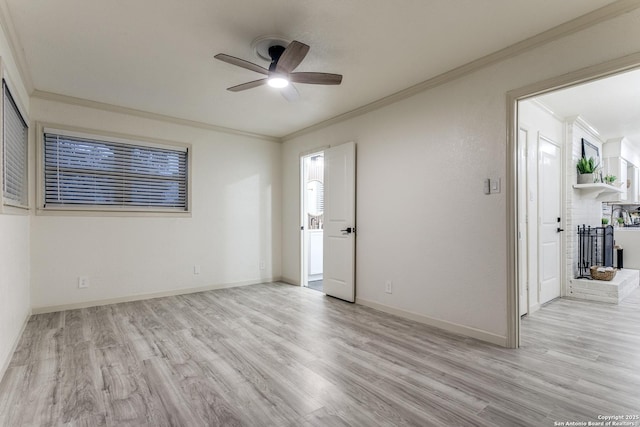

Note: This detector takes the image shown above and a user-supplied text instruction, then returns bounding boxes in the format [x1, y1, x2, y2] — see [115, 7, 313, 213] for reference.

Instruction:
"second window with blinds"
[41, 128, 190, 213]
[2, 81, 29, 209]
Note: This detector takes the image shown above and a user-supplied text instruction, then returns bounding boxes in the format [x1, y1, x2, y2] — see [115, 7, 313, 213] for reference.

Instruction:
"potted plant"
[617, 217, 625, 227]
[577, 156, 599, 184]
[604, 174, 617, 185]
[602, 217, 609, 225]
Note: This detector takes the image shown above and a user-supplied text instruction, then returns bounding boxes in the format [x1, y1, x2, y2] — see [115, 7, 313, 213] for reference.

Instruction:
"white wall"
[0, 215, 30, 373]
[612, 229, 640, 269]
[281, 8, 640, 343]
[0, 8, 31, 377]
[29, 98, 281, 311]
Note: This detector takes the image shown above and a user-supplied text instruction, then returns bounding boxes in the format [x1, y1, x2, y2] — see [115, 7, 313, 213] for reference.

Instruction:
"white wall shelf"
[572, 183, 624, 199]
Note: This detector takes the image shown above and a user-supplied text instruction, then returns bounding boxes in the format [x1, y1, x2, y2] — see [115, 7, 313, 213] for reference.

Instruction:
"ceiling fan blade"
[214, 54, 269, 75]
[290, 72, 343, 85]
[227, 79, 268, 92]
[281, 84, 300, 102]
[275, 41, 310, 74]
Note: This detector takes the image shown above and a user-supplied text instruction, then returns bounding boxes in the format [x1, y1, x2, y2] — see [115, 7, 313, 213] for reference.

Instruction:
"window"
[2, 81, 28, 207]
[43, 130, 189, 211]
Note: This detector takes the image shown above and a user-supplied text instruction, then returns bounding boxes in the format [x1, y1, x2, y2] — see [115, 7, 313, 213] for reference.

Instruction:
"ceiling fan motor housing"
[268, 45, 286, 73]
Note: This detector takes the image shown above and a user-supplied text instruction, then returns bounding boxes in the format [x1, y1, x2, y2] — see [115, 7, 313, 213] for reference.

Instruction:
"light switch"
[490, 178, 501, 194]
[485, 178, 501, 194]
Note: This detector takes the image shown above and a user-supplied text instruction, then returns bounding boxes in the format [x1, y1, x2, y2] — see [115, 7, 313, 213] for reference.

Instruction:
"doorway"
[509, 54, 640, 348]
[299, 141, 357, 302]
[301, 152, 325, 292]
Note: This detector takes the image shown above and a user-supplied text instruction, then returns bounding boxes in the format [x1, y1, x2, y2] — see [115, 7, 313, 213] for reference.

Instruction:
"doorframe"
[517, 123, 530, 316]
[506, 52, 640, 348]
[299, 147, 328, 288]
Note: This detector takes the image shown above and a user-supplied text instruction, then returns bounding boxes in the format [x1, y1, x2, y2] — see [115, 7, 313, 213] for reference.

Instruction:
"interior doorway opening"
[509, 55, 640, 348]
[301, 152, 325, 292]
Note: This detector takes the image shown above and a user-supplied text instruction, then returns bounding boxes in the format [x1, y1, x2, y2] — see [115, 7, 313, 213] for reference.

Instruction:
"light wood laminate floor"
[0, 282, 639, 426]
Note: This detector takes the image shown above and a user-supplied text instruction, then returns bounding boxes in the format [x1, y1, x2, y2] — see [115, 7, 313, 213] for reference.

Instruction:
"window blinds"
[43, 132, 188, 209]
[3, 82, 28, 206]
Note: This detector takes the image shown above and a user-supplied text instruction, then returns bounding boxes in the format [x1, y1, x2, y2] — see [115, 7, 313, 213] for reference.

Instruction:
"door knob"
[557, 227, 565, 233]
[340, 227, 353, 235]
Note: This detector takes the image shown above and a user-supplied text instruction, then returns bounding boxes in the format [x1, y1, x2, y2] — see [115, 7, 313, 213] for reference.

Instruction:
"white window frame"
[0, 70, 30, 214]
[36, 122, 192, 217]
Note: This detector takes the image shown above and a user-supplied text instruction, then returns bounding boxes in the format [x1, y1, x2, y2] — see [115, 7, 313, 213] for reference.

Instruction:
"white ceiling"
[5, 0, 617, 138]
[536, 69, 640, 147]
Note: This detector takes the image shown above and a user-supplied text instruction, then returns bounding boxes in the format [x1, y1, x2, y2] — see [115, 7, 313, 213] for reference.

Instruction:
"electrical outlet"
[78, 276, 89, 289]
[259, 260, 266, 270]
[193, 265, 201, 275]
[385, 280, 393, 294]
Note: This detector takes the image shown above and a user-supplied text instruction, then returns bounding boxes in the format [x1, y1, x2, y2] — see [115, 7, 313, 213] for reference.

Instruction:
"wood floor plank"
[0, 282, 638, 426]
[0, 366, 28, 426]
[60, 340, 106, 424]
[95, 343, 161, 426]
[86, 305, 123, 350]
[141, 357, 213, 426]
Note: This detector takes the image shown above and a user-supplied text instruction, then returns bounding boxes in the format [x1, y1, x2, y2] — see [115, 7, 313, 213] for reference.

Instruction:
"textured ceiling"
[5, 0, 617, 138]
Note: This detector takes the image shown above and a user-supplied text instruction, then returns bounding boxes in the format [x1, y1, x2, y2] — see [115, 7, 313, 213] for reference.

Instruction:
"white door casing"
[323, 141, 356, 302]
[538, 134, 562, 304]
[518, 127, 529, 316]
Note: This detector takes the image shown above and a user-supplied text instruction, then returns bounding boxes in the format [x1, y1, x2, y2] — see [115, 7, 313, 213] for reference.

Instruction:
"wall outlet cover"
[78, 276, 89, 289]
[385, 280, 393, 294]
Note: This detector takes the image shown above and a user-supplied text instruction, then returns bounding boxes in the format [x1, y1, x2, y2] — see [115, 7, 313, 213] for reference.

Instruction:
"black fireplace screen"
[577, 225, 614, 279]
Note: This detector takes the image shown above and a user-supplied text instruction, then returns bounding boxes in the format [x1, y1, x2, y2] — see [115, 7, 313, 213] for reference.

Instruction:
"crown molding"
[0, 0, 277, 141]
[0, 0, 33, 94]
[9, 0, 640, 143]
[528, 98, 566, 123]
[31, 90, 280, 143]
[569, 114, 603, 140]
[282, 0, 640, 141]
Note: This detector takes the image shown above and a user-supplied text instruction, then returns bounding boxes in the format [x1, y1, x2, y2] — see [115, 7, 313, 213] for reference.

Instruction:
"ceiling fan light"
[268, 76, 289, 88]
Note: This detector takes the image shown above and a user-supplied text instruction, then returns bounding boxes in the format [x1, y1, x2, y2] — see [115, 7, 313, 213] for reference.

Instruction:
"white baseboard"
[280, 276, 300, 286]
[355, 297, 507, 347]
[529, 303, 541, 314]
[31, 277, 282, 314]
[0, 311, 31, 383]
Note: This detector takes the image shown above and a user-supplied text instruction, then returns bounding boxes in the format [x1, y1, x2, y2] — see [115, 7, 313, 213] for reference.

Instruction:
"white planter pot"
[577, 173, 594, 184]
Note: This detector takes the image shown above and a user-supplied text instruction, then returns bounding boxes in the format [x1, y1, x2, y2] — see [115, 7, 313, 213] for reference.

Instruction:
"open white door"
[538, 134, 562, 304]
[323, 141, 356, 302]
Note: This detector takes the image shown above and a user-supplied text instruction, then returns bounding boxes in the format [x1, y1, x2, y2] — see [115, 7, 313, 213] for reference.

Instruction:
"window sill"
[1, 203, 30, 215]
[36, 207, 192, 218]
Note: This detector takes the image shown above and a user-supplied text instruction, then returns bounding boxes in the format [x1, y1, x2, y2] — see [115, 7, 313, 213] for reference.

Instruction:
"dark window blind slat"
[43, 132, 188, 209]
[2, 82, 28, 206]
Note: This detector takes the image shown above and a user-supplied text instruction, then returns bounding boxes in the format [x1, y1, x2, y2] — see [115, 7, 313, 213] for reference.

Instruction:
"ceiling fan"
[214, 40, 342, 101]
